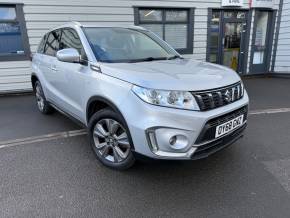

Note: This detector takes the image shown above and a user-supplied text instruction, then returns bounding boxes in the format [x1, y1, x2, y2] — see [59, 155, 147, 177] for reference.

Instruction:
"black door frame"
[207, 8, 252, 75]
[250, 9, 277, 74]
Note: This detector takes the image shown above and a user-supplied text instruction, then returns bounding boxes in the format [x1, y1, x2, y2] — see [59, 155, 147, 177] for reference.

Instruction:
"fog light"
[147, 128, 194, 153]
[169, 136, 177, 145]
[169, 135, 189, 150]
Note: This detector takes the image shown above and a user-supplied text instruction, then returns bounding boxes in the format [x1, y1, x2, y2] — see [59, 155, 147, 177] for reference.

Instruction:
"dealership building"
[0, 0, 289, 93]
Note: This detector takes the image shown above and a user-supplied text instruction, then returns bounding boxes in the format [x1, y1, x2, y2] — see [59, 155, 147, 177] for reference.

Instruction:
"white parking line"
[1, 107, 290, 150]
[249, 108, 290, 115]
[0, 129, 87, 149]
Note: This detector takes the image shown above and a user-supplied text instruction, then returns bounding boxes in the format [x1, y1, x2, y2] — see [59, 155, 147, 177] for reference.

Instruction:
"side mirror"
[56, 48, 80, 63]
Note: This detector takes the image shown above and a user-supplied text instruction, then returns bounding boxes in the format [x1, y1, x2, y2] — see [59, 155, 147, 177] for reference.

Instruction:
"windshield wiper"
[167, 55, 184, 60]
[128, 57, 168, 63]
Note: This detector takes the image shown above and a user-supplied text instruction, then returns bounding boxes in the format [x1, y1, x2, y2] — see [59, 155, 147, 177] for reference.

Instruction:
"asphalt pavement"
[0, 77, 290, 218]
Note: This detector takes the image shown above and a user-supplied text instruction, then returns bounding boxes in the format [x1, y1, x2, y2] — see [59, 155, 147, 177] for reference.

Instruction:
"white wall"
[275, 0, 290, 73]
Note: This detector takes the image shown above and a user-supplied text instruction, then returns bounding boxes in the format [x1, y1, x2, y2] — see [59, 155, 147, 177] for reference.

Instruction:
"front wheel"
[88, 108, 135, 170]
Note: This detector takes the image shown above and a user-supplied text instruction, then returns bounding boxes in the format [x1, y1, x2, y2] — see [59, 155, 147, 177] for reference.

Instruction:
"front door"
[222, 21, 247, 73]
[207, 10, 248, 74]
[251, 10, 274, 73]
[55, 28, 88, 122]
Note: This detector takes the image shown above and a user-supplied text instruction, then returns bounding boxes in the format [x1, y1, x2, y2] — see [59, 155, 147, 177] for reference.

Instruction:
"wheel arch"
[86, 96, 126, 126]
[86, 96, 135, 150]
[31, 73, 39, 91]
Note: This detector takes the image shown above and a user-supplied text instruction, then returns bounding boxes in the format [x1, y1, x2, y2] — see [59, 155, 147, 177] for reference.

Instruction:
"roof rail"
[70, 21, 82, 26]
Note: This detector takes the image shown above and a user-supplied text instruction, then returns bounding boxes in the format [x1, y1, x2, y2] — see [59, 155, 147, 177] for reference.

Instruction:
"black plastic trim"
[191, 123, 246, 160]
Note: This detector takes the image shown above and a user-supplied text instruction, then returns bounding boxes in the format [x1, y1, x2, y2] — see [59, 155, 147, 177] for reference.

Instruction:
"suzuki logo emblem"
[224, 90, 232, 103]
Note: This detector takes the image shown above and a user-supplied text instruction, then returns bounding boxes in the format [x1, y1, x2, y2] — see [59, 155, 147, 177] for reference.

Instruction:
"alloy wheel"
[93, 119, 131, 163]
[35, 84, 45, 111]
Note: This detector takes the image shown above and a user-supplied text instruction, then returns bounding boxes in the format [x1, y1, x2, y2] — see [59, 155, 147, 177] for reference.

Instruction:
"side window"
[37, 34, 47, 54]
[60, 28, 84, 56]
[43, 30, 61, 56]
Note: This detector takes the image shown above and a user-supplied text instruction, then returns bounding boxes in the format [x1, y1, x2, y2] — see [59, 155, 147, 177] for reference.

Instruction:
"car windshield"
[83, 27, 179, 63]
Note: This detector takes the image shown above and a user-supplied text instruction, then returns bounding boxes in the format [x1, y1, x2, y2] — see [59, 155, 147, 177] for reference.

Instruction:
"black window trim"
[133, 6, 194, 54]
[0, 3, 31, 62]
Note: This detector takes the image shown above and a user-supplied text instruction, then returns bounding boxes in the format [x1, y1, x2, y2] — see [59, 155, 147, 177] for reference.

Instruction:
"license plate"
[215, 115, 244, 138]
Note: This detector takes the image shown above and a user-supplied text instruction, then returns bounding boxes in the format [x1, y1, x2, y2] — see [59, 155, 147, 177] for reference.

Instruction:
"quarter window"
[0, 4, 30, 61]
[37, 34, 47, 54]
[44, 30, 61, 56]
[134, 8, 194, 54]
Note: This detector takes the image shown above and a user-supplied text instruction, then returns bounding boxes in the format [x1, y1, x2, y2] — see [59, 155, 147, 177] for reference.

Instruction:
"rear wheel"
[88, 108, 135, 170]
[34, 81, 54, 114]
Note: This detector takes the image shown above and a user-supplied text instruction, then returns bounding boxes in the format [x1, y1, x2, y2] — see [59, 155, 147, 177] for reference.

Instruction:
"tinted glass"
[0, 7, 16, 20]
[60, 29, 83, 55]
[44, 30, 61, 56]
[84, 27, 177, 63]
[37, 34, 47, 53]
[0, 23, 24, 55]
[139, 9, 162, 21]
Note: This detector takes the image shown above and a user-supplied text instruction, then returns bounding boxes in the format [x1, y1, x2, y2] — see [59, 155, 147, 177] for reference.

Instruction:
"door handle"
[51, 66, 57, 71]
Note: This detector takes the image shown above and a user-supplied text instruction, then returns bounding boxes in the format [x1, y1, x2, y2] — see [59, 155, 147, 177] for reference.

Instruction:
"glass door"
[251, 11, 274, 73]
[222, 22, 246, 72]
[207, 10, 248, 74]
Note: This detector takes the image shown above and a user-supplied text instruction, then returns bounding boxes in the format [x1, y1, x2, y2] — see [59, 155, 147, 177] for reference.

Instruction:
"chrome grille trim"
[191, 82, 244, 111]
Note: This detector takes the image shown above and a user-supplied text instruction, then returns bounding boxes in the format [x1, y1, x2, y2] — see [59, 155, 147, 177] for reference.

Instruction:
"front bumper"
[119, 90, 249, 160]
[191, 123, 246, 160]
[147, 107, 247, 159]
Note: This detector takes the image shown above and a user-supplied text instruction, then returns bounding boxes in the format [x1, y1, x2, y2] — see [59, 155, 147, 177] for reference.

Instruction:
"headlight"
[132, 85, 200, 111]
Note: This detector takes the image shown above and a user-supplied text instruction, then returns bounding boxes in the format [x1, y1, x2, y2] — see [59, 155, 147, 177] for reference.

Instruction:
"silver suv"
[31, 22, 249, 170]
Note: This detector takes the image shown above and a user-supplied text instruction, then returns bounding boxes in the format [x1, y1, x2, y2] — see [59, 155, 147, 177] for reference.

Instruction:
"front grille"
[195, 106, 248, 144]
[191, 82, 244, 111]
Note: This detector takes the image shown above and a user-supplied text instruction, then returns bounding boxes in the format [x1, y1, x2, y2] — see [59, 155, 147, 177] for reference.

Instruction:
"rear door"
[41, 30, 62, 103]
[32, 33, 47, 89]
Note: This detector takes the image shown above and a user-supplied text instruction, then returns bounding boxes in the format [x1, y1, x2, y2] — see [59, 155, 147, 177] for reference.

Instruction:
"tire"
[88, 108, 135, 170]
[34, 81, 54, 114]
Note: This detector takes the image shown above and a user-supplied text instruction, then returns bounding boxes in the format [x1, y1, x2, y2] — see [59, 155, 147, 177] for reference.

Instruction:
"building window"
[134, 7, 194, 54]
[208, 11, 221, 64]
[0, 4, 30, 61]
